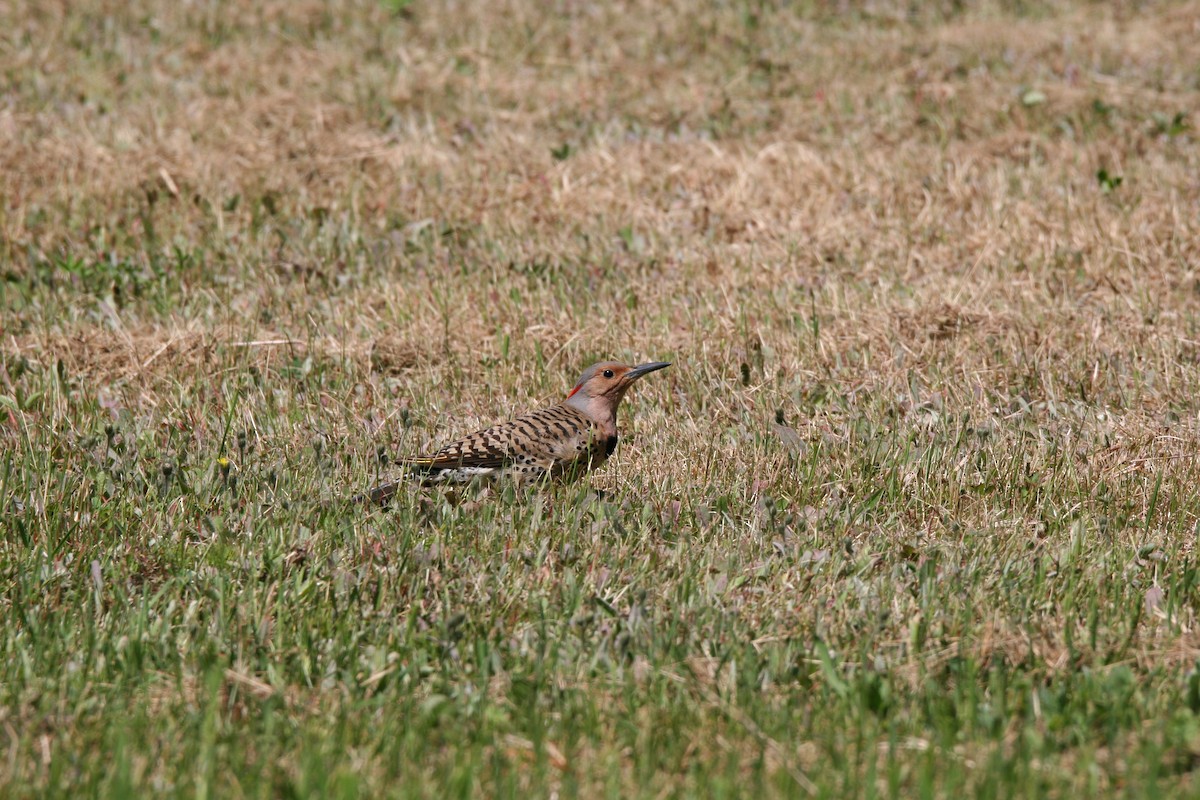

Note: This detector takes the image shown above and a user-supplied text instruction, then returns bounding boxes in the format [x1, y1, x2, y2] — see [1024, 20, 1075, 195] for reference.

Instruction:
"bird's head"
[563, 360, 671, 420]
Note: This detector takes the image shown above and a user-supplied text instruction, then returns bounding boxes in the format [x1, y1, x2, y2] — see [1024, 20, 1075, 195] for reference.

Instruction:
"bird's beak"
[626, 361, 672, 381]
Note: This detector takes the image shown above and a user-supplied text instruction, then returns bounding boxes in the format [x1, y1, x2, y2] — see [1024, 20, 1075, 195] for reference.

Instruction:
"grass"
[3, 0, 1200, 796]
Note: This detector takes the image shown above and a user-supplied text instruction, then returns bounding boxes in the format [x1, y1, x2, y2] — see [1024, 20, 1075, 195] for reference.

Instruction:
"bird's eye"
[602, 369, 614, 378]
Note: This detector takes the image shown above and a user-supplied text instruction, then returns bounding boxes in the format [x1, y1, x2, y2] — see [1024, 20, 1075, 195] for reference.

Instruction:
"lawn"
[3, 0, 1200, 796]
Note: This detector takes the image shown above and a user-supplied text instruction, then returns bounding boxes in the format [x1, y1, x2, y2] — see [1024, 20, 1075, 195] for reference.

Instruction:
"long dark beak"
[627, 361, 672, 380]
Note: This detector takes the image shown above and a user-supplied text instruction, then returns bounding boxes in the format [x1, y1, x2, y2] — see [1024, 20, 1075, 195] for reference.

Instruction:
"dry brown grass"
[5, 2, 1198, 416]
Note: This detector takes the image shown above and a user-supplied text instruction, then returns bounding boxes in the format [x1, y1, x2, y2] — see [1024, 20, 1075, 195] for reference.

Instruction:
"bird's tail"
[354, 458, 452, 504]
[353, 481, 400, 506]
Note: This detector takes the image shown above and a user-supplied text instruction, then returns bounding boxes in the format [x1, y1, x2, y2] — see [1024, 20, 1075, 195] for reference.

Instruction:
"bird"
[361, 360, 671, 504]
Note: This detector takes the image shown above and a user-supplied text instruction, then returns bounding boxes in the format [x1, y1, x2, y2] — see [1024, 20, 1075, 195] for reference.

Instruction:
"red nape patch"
[567, 384, 582, 398]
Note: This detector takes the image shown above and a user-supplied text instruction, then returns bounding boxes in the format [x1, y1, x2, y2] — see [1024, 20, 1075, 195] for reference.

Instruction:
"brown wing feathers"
[396, 405, 594, 477]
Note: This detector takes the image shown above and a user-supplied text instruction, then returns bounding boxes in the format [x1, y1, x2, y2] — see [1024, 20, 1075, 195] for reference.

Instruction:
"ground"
[3, 0, 1200, 796]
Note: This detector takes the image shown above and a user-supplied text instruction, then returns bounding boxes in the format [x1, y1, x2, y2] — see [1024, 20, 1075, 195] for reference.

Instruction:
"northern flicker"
[362, 360, 670, 504]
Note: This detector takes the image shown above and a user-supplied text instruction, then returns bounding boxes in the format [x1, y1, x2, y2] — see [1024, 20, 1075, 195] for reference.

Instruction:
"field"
[3, 0, 1200, 796]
